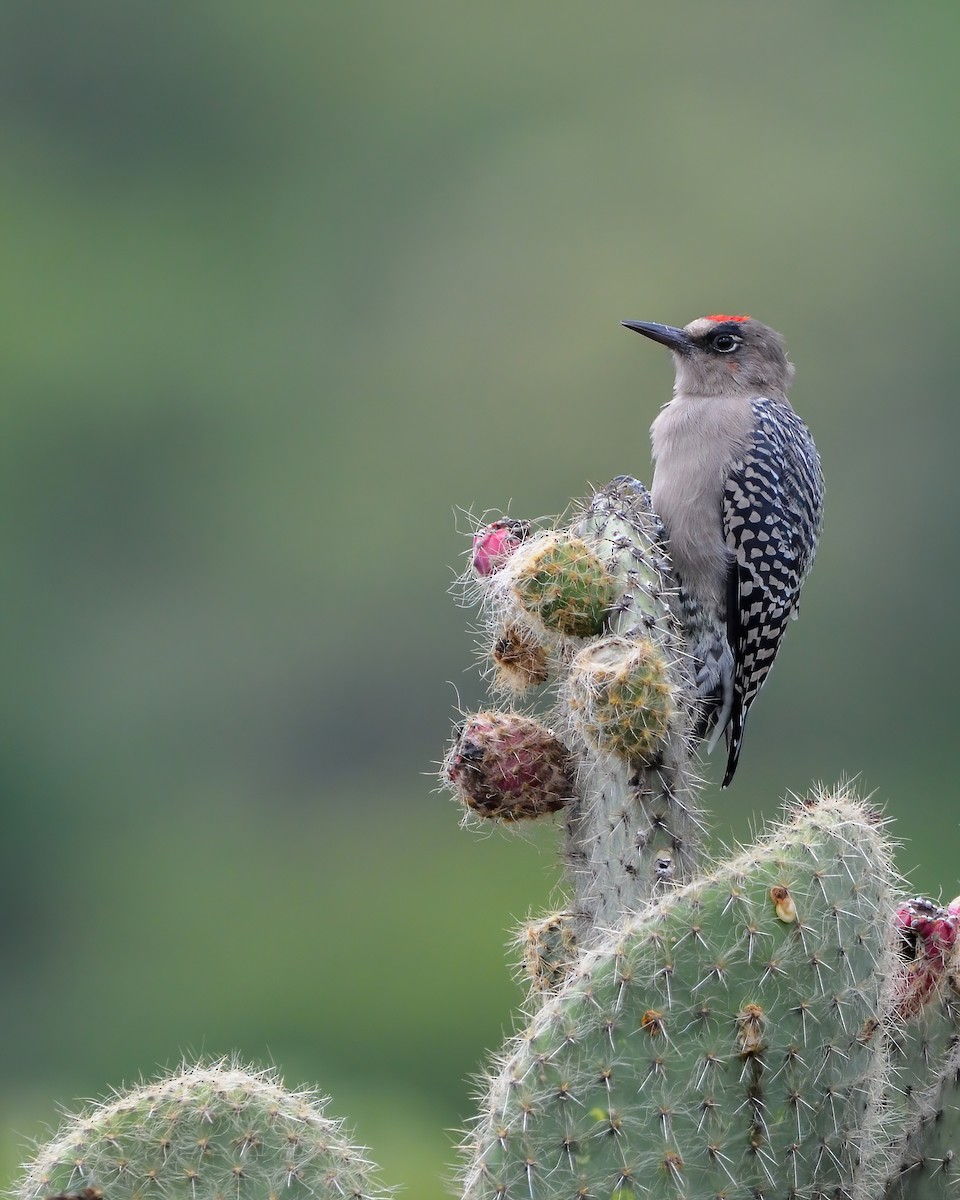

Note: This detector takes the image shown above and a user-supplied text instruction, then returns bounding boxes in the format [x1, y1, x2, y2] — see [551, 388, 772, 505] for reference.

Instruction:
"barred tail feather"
[721, 702, 746, 788]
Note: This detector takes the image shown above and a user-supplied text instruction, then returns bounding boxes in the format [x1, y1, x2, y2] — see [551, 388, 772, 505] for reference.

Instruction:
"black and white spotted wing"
[720, 397, 824, 786]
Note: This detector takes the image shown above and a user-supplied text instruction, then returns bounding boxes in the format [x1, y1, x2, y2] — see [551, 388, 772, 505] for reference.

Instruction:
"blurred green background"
[2, 3, 959, 1197]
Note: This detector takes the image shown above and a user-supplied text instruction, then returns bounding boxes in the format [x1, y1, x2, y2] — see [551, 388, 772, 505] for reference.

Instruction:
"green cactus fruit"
[509, 533, 618, 639]
[518, 910, 579, 995]
[15, 1060, 390, 1200]
[444, 711, 575, 820]
[460, 791, 897, 1200]
[567, 636, 674, 764]
[492, 625, 550, 694]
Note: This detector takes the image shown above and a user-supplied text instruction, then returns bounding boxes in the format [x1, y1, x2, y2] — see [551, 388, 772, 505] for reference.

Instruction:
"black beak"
[621, 320, 692, 355]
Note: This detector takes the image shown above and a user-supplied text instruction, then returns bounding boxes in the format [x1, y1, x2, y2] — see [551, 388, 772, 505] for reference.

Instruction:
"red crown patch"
[705, 313, 750, 323]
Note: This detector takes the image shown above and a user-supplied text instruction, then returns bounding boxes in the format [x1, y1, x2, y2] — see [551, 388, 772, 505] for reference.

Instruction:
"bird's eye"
[711, 333, 741, 354]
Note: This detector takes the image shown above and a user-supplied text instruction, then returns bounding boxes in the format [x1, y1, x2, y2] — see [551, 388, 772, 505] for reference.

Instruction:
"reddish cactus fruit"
[892, 896, 959, 1020]
[472, 519, 530, 578]
[444, 711, 575, 820]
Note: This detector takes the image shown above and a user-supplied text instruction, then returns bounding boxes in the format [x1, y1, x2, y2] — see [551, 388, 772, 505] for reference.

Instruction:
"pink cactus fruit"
[444, 711, 574, 820]
[946, 894, 960, 998]
[472, 519, 530, 578]
[892, 896, 959, 1020]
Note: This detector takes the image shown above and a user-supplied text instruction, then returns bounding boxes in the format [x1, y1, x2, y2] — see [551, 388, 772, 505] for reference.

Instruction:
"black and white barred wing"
[720, 397, 824, 778]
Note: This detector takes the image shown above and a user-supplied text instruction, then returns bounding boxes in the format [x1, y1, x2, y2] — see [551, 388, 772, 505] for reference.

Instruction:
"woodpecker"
[621, 314, 823, 787]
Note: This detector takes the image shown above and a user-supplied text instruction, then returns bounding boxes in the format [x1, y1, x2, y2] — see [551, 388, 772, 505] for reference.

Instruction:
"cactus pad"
[15, 1061, 390, 1200]
[461, 791, 897, 1200]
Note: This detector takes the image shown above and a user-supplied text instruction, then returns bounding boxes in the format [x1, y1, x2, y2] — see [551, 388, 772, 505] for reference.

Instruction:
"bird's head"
[622, 314, 794, 399]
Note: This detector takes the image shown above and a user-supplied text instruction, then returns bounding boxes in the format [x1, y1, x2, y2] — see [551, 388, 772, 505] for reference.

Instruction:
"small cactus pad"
[15, 1061, 390, 1200]
[444, 711, 576, 820]
[519, 911, 580, 995]
[461, 791, 896, 1200]
[567, 636, 674, 763]
[509, 533, 617, 639]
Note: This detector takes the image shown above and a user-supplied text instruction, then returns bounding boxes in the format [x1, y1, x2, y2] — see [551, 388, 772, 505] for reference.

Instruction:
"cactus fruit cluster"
[14, 478, 960, 1200]
[454, 479, 704, 942]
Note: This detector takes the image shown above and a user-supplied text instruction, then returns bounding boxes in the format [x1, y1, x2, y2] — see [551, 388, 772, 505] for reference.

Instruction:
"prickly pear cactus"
[15, 1061, 390, 1200]
[15, 476, 960, 1200]
[460, 790, 898, 1200]
[443, 478, 960, 1200]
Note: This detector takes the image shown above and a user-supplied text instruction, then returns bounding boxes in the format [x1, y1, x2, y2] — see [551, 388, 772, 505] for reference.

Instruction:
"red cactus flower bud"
[892, 896, 959, 1020]
[472, 519, 530, 578]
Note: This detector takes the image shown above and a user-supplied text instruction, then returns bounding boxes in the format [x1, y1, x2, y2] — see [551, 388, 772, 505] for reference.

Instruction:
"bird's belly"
[651, 395, 749, 613]
[652, 467, 730, 612]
